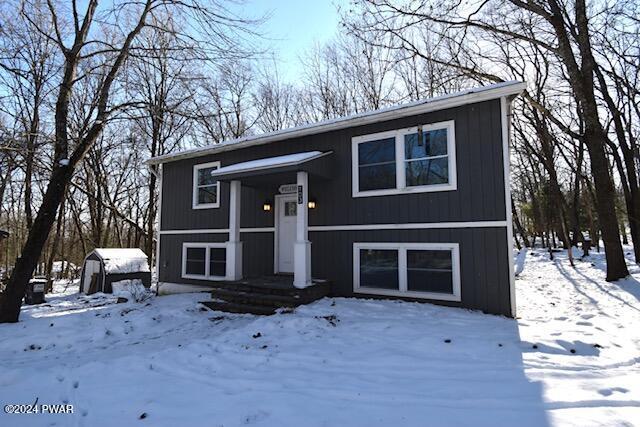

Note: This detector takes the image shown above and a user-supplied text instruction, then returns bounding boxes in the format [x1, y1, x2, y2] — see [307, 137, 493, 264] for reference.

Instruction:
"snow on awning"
[93, 248, 150, 274]
[210, 151, 332, 179]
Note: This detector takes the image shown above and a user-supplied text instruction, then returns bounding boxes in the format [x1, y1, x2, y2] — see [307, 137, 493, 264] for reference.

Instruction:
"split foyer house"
[147, 81, 526, 317]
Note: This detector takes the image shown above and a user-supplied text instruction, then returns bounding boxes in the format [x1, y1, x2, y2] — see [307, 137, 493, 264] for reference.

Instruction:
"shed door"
[277, 195, 297, 273]
[83, 260, 101, 293]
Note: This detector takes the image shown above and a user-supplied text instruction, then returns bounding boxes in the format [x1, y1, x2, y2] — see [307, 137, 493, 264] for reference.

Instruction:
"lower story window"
[182, 243, 227, 280]
[185, 247, 206, 276]
[360, 249, 398, 290]
[354, 242, 460, 301]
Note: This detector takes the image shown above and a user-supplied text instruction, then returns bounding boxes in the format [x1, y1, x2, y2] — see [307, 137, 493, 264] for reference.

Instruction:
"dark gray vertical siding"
[161, 99, 506, 229]
[309, 227, 510, 316]
[159, 233, 274, 285]
[158, 98, 512, 316]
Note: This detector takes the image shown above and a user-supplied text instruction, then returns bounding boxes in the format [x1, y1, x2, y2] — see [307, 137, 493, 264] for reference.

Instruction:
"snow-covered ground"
[0, 248, 639, 427]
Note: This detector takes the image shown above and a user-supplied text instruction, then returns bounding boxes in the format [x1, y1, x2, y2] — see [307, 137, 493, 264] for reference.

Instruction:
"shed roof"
[91, 248, 149, 274]
[146, 81, 526, 166]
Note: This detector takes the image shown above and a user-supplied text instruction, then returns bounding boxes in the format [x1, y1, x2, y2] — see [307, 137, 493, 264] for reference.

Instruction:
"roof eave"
[147, 81, 526, 166]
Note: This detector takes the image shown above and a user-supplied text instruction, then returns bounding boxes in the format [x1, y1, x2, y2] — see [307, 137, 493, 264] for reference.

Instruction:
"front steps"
[200, 277, 330, 315]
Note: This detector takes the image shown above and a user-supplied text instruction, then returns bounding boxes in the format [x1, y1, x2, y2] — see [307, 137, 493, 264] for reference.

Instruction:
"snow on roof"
[92, 248, 150, 274]
[210, 151, 329, 177]
[147, 81, 526, 165]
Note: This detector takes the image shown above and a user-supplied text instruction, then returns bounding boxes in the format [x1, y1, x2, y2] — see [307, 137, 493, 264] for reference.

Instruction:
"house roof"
[147, 81, 526, 166]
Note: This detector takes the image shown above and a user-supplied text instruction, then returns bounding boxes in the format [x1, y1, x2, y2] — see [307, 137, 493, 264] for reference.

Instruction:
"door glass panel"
[359, 249, 399, 290]
[284, 201, 297, 216]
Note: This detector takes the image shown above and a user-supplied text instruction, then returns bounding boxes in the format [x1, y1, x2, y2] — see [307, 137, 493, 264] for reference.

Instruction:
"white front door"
[277, 195, 297, 273]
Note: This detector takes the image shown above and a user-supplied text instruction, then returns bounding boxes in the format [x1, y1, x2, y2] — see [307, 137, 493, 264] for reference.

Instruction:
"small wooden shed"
[80, 248, 151, 294]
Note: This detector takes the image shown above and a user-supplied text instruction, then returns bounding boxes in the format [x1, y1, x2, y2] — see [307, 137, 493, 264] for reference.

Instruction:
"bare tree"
[0, 0, 261, 323]
[346, 0, 632, 280]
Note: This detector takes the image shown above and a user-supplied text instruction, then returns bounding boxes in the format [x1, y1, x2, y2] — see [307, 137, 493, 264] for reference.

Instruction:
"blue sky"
[242, 0, 344, 80]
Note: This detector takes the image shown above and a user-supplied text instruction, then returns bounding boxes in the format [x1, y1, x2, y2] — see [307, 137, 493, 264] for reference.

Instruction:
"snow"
[1, 248, 639, 426]
[514, 247, 527, 276]
[92, 248, 149, 274]
[51, 260, 77, 274]
[58, 159, 69, 166]
[210, 151, 326, 177]
[111, 279, 150, 302]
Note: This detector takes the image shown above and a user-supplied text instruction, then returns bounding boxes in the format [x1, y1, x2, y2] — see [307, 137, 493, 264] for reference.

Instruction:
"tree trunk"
[586, 129, 629, 279]
[512, 196, 530, 247]
[0, 165, 72, 322]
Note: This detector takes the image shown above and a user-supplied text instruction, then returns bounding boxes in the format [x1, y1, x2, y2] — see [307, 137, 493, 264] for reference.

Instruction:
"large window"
[353, 242, 460, 301]
[352, 121, 456, 197]
[193, 161, 220, 209]
[182, 243, 227, 280]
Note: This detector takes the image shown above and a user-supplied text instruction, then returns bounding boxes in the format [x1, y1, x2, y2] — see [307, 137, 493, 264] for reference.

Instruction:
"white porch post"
[294, 171, 312, 288]
[226, 180, 243, 280]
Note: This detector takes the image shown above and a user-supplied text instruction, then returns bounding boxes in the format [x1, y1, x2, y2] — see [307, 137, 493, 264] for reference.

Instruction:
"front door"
[276, 195, 297, 273]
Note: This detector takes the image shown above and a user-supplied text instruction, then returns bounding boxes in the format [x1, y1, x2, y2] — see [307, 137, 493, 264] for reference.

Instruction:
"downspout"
[148, 163, 163, 296]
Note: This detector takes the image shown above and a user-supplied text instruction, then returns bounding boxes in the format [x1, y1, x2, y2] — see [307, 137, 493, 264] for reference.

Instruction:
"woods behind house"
[0, 0, 638, 321]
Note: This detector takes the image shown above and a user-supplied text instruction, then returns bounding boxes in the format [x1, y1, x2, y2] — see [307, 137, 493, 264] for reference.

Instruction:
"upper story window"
[352, 120, 456, 197]
[193, 161, 220, 209]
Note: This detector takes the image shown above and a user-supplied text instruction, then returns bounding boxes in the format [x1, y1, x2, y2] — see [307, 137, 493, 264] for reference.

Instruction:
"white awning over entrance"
[209, 151, 332, 179]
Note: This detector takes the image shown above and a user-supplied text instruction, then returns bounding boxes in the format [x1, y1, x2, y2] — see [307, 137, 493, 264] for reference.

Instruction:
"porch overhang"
[209, 151, 333, 183]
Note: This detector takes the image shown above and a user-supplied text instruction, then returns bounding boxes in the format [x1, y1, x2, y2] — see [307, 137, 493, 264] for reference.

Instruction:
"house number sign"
[297, 186, 303, 204]
[278, 184, 297, 194]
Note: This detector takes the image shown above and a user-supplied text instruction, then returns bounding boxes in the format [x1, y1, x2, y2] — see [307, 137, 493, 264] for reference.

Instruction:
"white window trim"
[192, 161, 221, 209]
[181, 242, 228, 280]
[353, 242, 461, 302]
[352, 120, 457, 197]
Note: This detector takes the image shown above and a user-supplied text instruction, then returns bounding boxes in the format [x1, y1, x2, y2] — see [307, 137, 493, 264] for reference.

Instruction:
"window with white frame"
[353, 242, 461, 301]
[193, 161, 220, 209]
[352, 120, 456, 197]
[182, 243, 227, 280]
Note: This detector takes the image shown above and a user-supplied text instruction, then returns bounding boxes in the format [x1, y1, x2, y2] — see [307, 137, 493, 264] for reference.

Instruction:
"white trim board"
[501, 96, 517, 317]
[159, 227, 274, 235]
[353, 242, 461, 302]
[308, 221, 507, 231]
[158, 221, 507, 235]
[147, 82, 527, 165]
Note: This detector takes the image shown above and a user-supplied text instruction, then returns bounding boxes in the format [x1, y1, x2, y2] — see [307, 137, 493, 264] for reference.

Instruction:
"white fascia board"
[147, 81, 527, 166]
